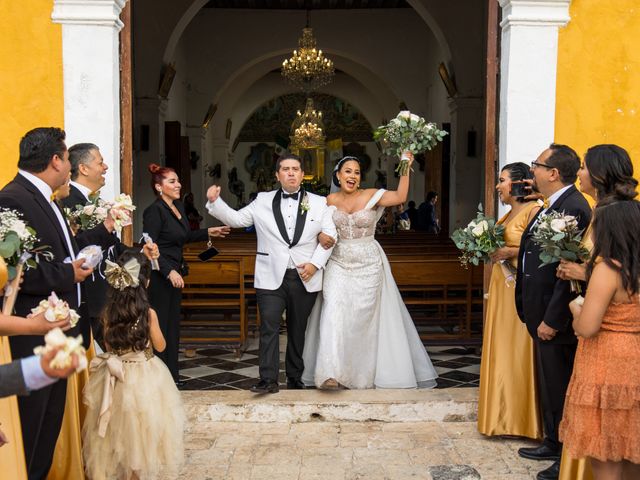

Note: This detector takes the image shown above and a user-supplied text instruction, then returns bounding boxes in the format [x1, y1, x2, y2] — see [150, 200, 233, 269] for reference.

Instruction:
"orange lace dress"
[560, 299, 640, 463]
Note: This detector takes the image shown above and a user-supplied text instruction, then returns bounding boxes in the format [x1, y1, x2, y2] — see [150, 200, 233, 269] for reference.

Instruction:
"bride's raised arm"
[377, 151, 414, 207]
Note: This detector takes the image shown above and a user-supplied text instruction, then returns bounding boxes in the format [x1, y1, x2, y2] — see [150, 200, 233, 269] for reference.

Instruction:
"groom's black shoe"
[250, 379, 279, 394]
[286, 378, 305, 390]
[518, 444, 560, 461]
[536, 460, 560, 480]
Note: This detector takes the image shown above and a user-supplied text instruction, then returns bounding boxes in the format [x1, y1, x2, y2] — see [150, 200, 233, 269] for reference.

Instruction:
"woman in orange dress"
[556, 144, 638, 480]
[477, 162, 542, 439]
[560, 196, 640, 480]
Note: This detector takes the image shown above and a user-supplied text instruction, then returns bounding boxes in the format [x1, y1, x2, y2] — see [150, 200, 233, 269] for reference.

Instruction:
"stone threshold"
[183, 387, 479, 424]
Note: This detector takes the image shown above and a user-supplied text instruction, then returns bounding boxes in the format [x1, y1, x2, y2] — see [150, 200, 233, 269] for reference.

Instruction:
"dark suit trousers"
[149, 270, 183, 381]
[535, 340, 577, 449]
[18, 379, 67, 480]
[256, 270, 318, 382]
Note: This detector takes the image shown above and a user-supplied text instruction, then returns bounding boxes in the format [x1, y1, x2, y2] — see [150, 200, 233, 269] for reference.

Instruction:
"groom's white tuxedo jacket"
[206, 189, 336, 292]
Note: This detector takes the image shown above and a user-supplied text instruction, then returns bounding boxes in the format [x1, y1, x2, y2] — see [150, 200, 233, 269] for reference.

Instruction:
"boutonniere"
[300, 192, 310, 215]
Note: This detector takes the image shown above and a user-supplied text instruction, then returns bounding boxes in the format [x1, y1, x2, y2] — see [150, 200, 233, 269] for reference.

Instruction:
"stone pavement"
[161, 388, 551, 480]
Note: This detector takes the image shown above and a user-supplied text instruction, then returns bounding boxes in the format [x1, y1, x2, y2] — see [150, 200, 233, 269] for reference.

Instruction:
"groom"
[206, 153, 336, 393]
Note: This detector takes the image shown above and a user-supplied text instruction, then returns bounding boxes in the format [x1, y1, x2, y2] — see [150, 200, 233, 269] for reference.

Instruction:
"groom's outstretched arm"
[310, 204, 337, 269]
[205, 185, 255, 228]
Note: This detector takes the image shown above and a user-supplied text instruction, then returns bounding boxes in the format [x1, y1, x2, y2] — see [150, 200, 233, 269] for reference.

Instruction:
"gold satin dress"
[47, 339, 96, 480]
[558, 225, 594, 480]
[477, 202, 542, 439]
[0, 336, 28, 480]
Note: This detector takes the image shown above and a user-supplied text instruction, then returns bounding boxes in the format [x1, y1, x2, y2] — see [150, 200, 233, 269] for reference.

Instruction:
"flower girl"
[82, 251, 185, 480]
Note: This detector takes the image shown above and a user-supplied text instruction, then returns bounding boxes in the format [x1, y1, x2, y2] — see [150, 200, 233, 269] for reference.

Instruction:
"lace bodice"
[332, 208, 378, 239]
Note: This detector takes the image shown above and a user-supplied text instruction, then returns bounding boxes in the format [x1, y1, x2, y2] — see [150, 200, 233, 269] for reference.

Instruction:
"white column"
[498, 0, 570, 170]
[52, 0, 127, 201]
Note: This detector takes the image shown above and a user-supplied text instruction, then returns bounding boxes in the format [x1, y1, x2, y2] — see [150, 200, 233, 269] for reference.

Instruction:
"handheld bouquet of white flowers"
[30, 291, 81, 328]
[373, 111, 447, 175]
[451, 204, 506, 268]
[531, 210, 589, 292]
[66, 193, 136, 234]
[65, 197, 110, 231]
[33, 327, 87, 372]
[0, 208, 51, 314]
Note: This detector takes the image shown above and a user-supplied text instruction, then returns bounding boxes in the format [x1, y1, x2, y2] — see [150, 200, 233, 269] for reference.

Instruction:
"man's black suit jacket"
[0, 174, 82, 358]
[61, 184, 123, 319]
[515, 185, 591, 344]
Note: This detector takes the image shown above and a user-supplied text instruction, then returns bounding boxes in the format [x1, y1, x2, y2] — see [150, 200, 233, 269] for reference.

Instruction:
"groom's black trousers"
[256, 269, 318, 382]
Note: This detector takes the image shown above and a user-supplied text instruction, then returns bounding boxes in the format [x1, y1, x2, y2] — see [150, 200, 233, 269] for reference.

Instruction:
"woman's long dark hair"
[585, 144, 638, 201]
[587, 197, 640, 296]
[102, 251, 152, 352]
[501, 162, 533, 203]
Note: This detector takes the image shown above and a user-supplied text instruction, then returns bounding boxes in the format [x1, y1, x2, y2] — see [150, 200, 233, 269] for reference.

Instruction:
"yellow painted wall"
[556, 0, 640, 179]
[0, 0, 64, 187]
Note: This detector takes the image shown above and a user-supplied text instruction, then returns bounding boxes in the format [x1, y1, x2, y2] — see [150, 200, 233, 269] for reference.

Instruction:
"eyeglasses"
[531, 161, 555, 170]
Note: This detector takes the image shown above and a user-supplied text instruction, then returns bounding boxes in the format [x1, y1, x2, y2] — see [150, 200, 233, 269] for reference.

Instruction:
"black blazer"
[0, 174, 84, 358]
[515, 185, 591, 344]
[60, 184, 125, 318]
[142, 198, 208, 278]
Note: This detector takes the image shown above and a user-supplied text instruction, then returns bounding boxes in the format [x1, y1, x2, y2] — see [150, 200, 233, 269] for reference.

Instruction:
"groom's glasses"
[531, 161, 555, 170]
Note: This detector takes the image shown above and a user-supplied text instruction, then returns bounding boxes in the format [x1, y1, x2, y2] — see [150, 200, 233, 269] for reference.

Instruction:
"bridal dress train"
[302, 189, 438, 389]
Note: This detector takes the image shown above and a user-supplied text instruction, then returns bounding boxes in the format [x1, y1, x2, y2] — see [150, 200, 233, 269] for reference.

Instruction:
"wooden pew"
[180, 256, 248, 357]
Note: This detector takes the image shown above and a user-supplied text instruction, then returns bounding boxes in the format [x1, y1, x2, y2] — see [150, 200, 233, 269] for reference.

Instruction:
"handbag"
[198, 239, 219, 262]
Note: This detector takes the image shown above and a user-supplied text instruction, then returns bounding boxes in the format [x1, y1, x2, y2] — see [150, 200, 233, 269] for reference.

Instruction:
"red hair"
[148, 163, 175, 194]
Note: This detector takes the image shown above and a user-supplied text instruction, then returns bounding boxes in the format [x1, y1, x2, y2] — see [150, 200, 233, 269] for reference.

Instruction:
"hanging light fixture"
[290, 97, 326, 149]
[281, 11, 335, 93]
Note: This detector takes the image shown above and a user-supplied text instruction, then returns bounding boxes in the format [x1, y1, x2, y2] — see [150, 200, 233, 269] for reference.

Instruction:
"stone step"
[183, 388, 478, 424]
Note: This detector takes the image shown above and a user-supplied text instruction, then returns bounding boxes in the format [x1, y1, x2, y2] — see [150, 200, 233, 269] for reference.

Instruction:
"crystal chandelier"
[290, 98, 325, 149]
[281, 15, 334, 93]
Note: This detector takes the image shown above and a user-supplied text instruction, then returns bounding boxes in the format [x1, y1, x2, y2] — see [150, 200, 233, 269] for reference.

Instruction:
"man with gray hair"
[62, 143, 158, 348]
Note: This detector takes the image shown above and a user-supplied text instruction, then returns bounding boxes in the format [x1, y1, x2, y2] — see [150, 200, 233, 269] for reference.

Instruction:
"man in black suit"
[515, 144, 591, 480]
[0, 127, 94, 479]
[62, 143, 158, 349]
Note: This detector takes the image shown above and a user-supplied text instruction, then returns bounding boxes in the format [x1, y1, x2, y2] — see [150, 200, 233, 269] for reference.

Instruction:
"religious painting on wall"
[244, 143, 276, 192]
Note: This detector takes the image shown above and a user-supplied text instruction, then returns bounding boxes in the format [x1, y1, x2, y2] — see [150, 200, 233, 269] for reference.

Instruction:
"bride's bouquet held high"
[373, 111, 447, 175]
[451, 204, 506, 268]
[531, 210, 589, 292]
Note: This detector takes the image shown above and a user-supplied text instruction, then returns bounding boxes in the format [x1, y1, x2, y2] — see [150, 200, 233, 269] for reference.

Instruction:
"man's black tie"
[282, 192, 299, 200]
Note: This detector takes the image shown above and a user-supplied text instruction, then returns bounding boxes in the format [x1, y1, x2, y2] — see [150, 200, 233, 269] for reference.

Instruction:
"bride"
[302, 153, 438, 389]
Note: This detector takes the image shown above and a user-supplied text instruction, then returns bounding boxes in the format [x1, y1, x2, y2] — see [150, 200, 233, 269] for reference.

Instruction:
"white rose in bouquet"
[82, 204, 96, 216]
[471, 220, 489, 237]
[550, 218, 567, 233]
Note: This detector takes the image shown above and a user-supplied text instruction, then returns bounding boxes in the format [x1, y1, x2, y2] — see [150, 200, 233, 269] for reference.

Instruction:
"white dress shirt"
[18, 170, 81, 304]
[281, 189, 300, 269]
[70, 180, 91, 201]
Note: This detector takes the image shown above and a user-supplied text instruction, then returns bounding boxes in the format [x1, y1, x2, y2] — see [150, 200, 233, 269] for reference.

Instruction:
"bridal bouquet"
[373, 111, 447, 175]
[531, 210, 589, 292]
[451, 204, 505, 268]
[30, 291, 80, 328]
[66, 193, 136, 233]
[33, 327, 87, 372]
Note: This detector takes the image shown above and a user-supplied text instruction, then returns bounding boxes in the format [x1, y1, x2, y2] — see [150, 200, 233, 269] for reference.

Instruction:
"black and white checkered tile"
[177, 337, 480, 391]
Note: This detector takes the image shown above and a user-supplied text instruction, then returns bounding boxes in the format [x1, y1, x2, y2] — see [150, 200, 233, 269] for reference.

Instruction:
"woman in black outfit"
[143, 163, 229, 384]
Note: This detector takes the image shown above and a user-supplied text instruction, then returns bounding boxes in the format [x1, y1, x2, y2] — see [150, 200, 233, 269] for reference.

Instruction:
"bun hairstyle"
[331, 156, 360, 188]
[502, 162, 533, 203]
[585, 144, 638, 202]
[148, 163, 175, 195]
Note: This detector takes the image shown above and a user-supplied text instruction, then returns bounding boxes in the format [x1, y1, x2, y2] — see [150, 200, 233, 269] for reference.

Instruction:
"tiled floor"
[178, 337, 481, 391]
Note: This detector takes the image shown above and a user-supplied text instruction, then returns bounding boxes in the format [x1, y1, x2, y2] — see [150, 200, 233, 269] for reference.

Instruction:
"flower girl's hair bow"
[105, 258, 141, 290]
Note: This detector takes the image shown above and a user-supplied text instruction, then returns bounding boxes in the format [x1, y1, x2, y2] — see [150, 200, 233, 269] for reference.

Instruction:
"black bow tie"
[282, 191, 299, 200]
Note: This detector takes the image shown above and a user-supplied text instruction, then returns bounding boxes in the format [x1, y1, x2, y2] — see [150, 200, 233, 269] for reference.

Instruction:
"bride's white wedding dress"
[302, 189, 438, 389]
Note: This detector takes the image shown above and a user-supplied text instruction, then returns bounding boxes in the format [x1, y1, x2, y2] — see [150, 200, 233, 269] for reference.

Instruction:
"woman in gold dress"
[556, 144, 638, 480]
[478, 162, 542, 439]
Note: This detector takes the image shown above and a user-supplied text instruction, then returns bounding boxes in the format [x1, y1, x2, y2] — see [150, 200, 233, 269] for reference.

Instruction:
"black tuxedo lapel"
[158, 198, 188, 232]
[290, 189, 307, 248]
[16, 175, 75, 257]
[548, 185, 578, 213]
[272, 190, 292, 245]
